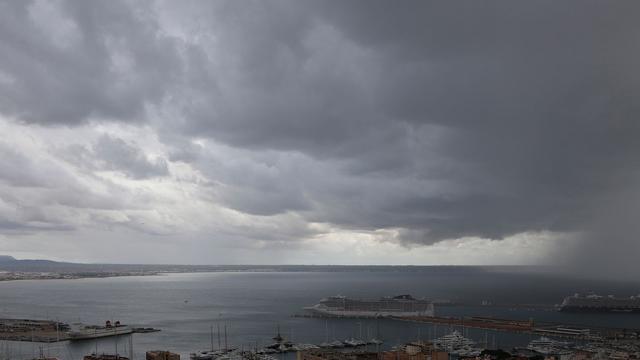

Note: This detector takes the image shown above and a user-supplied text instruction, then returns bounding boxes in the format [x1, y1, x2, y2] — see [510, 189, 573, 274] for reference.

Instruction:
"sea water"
[0, 268, 638, 359]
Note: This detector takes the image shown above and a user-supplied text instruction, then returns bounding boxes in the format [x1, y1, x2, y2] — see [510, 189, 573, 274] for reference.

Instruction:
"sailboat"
[190, 324, 235, 360]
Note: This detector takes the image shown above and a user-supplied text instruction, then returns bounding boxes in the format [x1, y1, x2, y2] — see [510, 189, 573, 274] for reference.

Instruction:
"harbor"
[0, 319, 68, 343]
[1, 271, 639, 359]
[3, 304, 640, 359]
[63, 324, 640, 360]
[392, 315, 640, 341]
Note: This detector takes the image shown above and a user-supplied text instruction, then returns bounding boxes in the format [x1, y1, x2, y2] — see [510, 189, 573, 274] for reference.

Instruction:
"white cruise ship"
[304, 294, 434, 318]
[560, 293, 640, 312]
[68, 321, 132, 340]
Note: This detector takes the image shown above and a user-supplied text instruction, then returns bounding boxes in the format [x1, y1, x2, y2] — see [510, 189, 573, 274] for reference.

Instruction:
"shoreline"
[0, 271, 162, 282]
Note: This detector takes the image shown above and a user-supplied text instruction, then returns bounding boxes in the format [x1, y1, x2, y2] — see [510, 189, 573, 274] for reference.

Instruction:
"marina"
[4, 308, 640, 358]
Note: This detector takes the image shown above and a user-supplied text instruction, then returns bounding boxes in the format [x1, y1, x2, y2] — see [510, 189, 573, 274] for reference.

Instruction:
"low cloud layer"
[0, 1, 638, 273]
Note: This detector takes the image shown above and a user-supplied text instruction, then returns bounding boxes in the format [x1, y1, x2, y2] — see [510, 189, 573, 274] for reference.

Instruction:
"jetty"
[0, 318, 160, 342]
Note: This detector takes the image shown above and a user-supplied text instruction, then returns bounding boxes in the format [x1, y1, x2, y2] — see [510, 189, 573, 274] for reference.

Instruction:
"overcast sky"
[0, 1, 639, 272]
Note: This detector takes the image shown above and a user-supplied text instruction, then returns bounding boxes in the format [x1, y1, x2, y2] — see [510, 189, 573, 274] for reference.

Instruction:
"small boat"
[343, 338, 367, 347]
[189, 350, 224, 360]
[294, 344, 319, 351]
[433, 331, 482, 356]
[131, 327, 160, 333]
[190, 349, 237, 360]
[525, 337, 572, 355]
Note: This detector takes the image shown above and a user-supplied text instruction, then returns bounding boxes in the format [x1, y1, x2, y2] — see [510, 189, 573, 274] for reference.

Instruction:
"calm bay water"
[0, 268, 638, 359]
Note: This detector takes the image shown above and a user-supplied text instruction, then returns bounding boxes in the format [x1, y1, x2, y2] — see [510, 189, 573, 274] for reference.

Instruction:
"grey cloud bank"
[0, 0, 638, 274]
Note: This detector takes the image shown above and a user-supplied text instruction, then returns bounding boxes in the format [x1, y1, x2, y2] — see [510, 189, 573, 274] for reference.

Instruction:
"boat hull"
[559, 306, 640, 313]
[305, 305, 433, 318]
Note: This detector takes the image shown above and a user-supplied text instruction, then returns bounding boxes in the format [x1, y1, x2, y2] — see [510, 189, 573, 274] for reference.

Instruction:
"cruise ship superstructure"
[559, 293, 640, 313]
[304, 294, 434, 318]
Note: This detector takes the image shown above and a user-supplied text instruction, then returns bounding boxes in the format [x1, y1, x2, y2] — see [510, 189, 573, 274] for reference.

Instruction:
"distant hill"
[0, 255, 90, 272]
[0, 254, 169, 273]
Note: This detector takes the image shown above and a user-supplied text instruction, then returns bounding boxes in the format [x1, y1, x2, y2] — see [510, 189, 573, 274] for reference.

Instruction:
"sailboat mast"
[325, 320, 329, 343]
[210, 325, 214, 351]
[129, 334, 134, 360]
[224, 324, 228, 351]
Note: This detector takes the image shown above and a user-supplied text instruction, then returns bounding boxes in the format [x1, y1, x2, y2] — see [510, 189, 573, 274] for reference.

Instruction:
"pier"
[391, 315, 640, 341]
[293, 312, 637, 341]
[0, 318, 160, 343]
[0, 318, 70, 342]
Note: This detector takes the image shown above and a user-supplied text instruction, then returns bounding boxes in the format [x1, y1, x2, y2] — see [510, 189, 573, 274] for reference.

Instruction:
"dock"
[392, 315, 534, 332]
[391, 315, 640, 341]
[292, 313, 385, 319]
[0, 318, 161, 343]
[0, 319, 70, 342]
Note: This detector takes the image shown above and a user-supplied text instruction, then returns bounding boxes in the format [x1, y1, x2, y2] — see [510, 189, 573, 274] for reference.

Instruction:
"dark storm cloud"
[168, 1, 640, 243]
[1, 0, 640, 270]
[169, 0, 640, 274]
[0, 0, 182, 125]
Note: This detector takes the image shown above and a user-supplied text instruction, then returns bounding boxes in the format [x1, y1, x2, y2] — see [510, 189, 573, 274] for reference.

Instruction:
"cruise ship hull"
[305, 305, 431, 318]
[559, 306, 640, 313]
[559, 294, 640, 313]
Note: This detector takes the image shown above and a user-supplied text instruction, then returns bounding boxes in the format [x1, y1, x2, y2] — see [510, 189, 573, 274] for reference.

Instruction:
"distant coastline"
[0, 270, 160, 282]
[0, 254, 556, 282]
